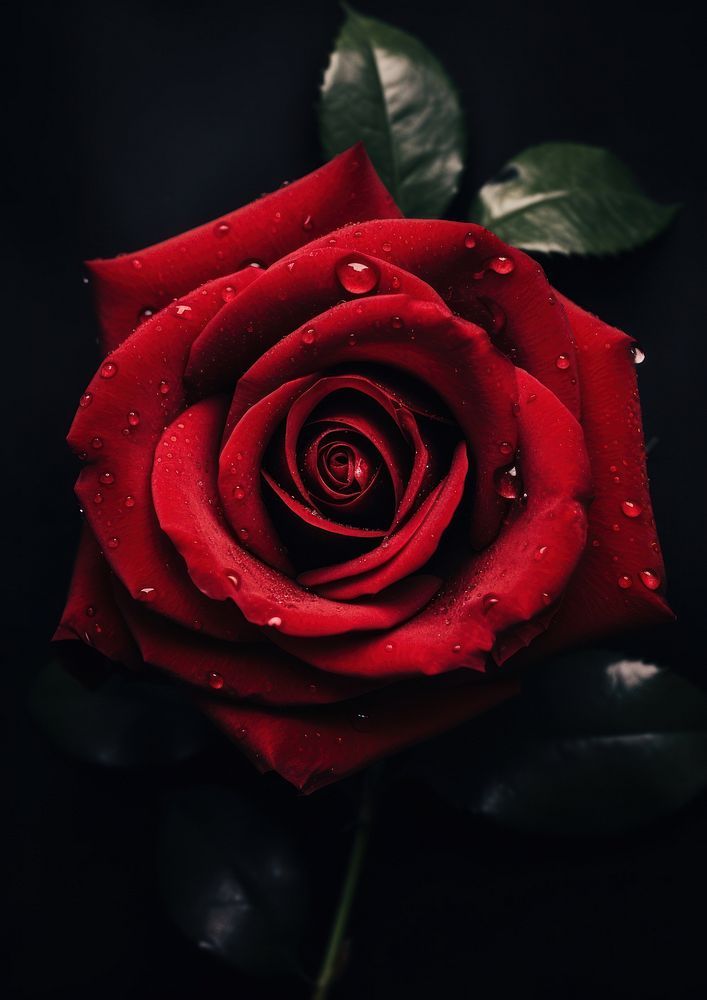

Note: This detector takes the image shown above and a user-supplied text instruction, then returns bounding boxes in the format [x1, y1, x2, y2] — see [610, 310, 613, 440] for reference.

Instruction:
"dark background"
[6, 0, 706, 997]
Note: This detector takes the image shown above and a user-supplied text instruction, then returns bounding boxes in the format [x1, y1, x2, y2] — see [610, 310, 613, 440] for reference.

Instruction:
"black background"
[6, 0, 707, 997]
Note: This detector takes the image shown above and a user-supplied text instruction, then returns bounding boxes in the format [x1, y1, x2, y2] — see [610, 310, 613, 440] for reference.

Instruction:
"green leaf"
[320, 5, 465, 217]
[158, 786, 309, 976]
[29, 658, 211, 767]
[471, 143, 678, 255]
[418, 650, 707, 836]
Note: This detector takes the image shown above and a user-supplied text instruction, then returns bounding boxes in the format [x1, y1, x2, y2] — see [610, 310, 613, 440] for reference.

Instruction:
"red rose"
[56, 145, 672, 791]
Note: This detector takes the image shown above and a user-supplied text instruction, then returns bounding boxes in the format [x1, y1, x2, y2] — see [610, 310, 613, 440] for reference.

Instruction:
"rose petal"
[203, 671, 519, 792]
[54, 524, 140, 666]
[68, 271, 261, 641]
[87, 145, 400, 353]
[508, 293, 673, 663]
[306, 220, 581, 419]
[186, 247, 445, 397]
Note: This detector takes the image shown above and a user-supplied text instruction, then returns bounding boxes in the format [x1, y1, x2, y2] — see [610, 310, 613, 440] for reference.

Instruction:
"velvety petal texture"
[56, 148, 672, 791]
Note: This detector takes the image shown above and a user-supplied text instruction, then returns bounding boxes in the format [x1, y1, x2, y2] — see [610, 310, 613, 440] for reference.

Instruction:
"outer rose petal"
[508, 294, 673, 663]
[87, 145, 401, 352]
[114, 585, 380, 707]
[203, 672, 519, 793]
[54, 524, 140, 667]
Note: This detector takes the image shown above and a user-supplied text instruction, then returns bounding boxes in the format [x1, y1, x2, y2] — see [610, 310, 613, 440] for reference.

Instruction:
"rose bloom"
[56, 145, 672, 791]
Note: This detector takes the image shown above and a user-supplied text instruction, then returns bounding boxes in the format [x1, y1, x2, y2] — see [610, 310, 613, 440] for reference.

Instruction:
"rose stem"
[311, 776, 375, 1000]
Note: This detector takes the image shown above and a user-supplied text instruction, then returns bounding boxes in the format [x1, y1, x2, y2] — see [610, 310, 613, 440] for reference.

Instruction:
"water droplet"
[170, 303, 193, 319]
[226, 572, 240, 589]
[138, 307, 155, 323]
[351, 710, 372, 732]
[138, 587, 156, 602]
[93, 491, 103, 504]
[534, 545, 548, 561]
[639, 568, 661, 590]
[464, 232, 476, 249]
[621, 499, 642, 518]
[498, 441, 514, 456]
[238, 527, 249, 541]
[381, 240, 392, 253]
[91, 436, 103, 450]
[127, 410, 140, 426]
[631, 345, 645, 364]
[348, 332, 356, 346]
[335, 257, 380, 295]
[124, 495, 135, 508]
[80, 392, 93, 408]
[452, 643, 462, 653]
[384, 642, 394, 651]
[86, 605, 96, 616]
[555, 354, 571, 370]
[233, 485, 246, 500]
[302, 214, 314, 231]
[99, 471, 115, 485]
[208, 671, 224, 689]
[494, 465, 519, 499]
[267, 616, 282, 628]
[489, 255, 515, 275]
[131, 258, 143, 271]
[236, 726, 248, 740]
[482, 593, 500, 612]
[100, 361, 118, 379]
[221, 285, 237, 303]
[158, 380, 170, 395]
[302, 326, 316, 345]
[214, 221, 231, 238]
[541, 591, 552, 605]
[107, 536, 119, 549]
[617, 574, 633, 589]
[390, 315, 404, 329]
[240, 259, 265, 270]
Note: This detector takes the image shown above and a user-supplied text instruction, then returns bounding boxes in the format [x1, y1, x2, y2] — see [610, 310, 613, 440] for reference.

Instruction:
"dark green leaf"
[29, 658, 210, 767]
[471, 143, 678, 255]
[158, 786, 309, 976]
[320, 6, 465, 217]
[419, 650, 707, 835]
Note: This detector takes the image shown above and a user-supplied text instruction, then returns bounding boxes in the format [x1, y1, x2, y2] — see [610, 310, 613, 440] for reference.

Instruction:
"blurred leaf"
[320, 5, 465, 216]
[29, 658, 210, 767]
[158, 786, 309, 976]
[471, 143, 678, 255]
[418, 650, 707, 835]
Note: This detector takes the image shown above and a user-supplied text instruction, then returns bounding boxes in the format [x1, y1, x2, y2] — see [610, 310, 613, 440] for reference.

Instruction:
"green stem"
[311, 785, 374, 1000]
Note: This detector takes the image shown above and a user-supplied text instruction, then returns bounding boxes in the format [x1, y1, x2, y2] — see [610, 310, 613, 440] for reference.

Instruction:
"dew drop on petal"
[226, 572, 240, 589]
[99, 471, 115, 485]
[93, 491, 103, 504]
[124, 495, 135, 508]
[482, 593, 500, 612]
[335, 258, 380, 295]
[351, 710, 372, 732]
[302, 214, 314, 231]
[214, 221, 231, 238]
[489, 255, 515, 275]
[267, 616, 282, 628]
[208, 671, 224, 689]
[498, 441, 514, 457]
[91, 436, 103, 450]
[390, 315, 403, 329]
[381, 241, 392, 253]
[100, 361, 118, 379]
[555, 354, 571, 370]
[301, 327, 316, 345]
[158, 380, 170, 395]
[464, 232, 476, 249]
[80, 392, 93, 408]
[494, 465, 519, 499]
[534, 544, 548, 561]
[631, 345, 646, 364]
[221, 285, 237, 303]
[138, 587, 156, 602]
[131, 258, 143, 271]
[618, 574, 633, 589]
[127, 410, 140, 427]
[107, 536, 119, 549]
[233, 485, 246, 501]
[621, 499, 642, 518]
[639, 568, 661, 590]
